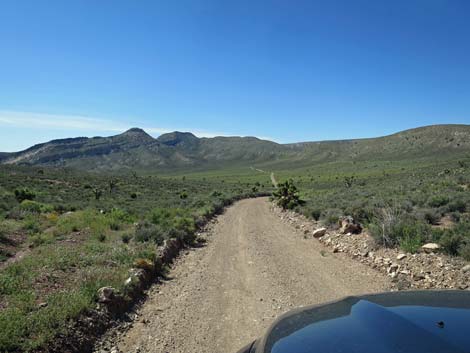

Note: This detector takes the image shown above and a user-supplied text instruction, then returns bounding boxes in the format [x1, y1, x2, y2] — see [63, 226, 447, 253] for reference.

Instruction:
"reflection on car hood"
[258, 290, 470, 353]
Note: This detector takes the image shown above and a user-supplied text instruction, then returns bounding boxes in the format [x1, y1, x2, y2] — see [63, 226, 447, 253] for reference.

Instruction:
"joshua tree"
[272, 179, 303, 210]
[344, 176, 355, 188]
[93, 188, 102, 200]
[109, 179, 118, 193]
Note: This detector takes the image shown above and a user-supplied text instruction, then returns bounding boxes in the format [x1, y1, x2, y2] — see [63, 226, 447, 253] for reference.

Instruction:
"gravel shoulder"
[103, 198, 390, 353]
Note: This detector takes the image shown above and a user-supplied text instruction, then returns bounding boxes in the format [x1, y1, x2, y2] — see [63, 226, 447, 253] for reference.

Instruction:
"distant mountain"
[1, 124, 470, 172]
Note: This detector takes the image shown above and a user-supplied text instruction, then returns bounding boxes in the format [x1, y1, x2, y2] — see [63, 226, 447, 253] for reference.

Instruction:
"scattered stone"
[339, 216, 362, 234]
[38, 302, 48, 308]
[397, 253, 407, 261]
[421, 243, 441, 253]
[98, 287, 116, 303]
[312, 228, 327, 238]
[271, 203, 469, 294]
[388, 263, 399, 273]
[413, 273, 426, 281]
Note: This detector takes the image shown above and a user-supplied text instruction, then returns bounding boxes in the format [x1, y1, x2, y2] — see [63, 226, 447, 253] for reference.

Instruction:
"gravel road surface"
[108, 198, 390, 353]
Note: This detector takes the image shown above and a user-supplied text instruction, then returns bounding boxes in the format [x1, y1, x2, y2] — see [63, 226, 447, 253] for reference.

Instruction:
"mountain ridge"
[1, 124, 470, 171]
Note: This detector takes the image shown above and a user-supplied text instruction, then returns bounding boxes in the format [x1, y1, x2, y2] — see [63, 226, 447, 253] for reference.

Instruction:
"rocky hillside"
[1, 124, 470, 172]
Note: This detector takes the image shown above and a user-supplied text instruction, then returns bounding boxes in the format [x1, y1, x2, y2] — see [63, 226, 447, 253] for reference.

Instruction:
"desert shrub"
[211, 199, 225, 214]
[299, 208, 321, 221]
[399, 232, 425, 253]
[19, 200, 53, 214]
[439, 221, 470, 257]
[310, 208, 321, 221]
[14, 188, 36, 203]
[171, 216, 197, 244]
[459, 243, 470, 261]
[200, 205, 215, 219]
[272, 179, 303, 210]
[23, 215, 41, 235]
[422, 209, 441, 225]
[53, 204, 67, 213]
[46, 212, 58, 221]
[135, 221, 165, 245]
[96, 233, 106, 242]
[450, 212, 461, 222]
[427, 195, 449, 208]
[0, 225, 6, 244]
[148, 208, 196, 244]
[108, 208, 134, 223]
[121, 233, 132, 244]
[320, 208, 342, 227]
[29, 233, 53, 248]
[107, 208, 134, 231]
[447, 199, 466, 213]
[369, 208, 429, 251]
[439, 231, 463, 256]
[211, 191, 222, 197]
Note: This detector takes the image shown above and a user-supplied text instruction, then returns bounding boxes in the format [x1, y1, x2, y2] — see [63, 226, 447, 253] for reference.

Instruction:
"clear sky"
[0, 0, 469, 151]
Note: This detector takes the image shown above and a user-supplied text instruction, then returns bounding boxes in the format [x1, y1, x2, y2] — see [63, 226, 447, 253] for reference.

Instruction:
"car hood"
[255, 290, 470, 353]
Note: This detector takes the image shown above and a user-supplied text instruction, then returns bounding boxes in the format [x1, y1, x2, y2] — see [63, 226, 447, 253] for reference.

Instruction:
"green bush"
[23, 215, 41, 235]
[369, 210, 429, 251]
[19, 200, 53, 214]
[14, 188, 36, 203]
[459, 243, 470, 261]
[423, 209, 441, 225]
[147, 208, 197, 244]
[399, 233, 424, 253]
[135, 221, 165, 245]
[0, 225, 6, 244]
[310, 209, 321, 221]
[447, 200, 466, 213]
[321, 209, 342, 227]
[438, 221, 470, 258]
[439, 231, 463, 256]
[121, 233, 132, 244]
[428, 195, 449, 208]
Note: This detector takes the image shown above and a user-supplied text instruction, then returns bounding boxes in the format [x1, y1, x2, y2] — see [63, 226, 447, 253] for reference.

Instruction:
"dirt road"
[109, 198, 390, 353]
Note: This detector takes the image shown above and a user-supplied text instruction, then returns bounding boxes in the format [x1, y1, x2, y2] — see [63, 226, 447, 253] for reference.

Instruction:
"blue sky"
[0, 0, 469, 151]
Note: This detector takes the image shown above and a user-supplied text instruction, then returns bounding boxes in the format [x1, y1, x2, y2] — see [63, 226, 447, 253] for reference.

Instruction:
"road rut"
[112, 198, 390, 353]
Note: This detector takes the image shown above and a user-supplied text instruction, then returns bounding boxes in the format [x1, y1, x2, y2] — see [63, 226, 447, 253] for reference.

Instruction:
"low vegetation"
[0, 165, 271, 351]
[283, 157, 470, 260]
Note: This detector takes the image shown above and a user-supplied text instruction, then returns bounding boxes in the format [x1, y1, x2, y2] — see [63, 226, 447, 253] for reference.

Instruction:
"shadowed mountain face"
[1, 124, 470, 172]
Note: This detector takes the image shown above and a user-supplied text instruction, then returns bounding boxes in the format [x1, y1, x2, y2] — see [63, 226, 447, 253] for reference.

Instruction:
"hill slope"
[1, 124, 470, 172]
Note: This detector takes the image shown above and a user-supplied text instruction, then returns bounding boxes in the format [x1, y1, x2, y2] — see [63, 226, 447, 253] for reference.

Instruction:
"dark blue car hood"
[255, 290, 470, 353]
